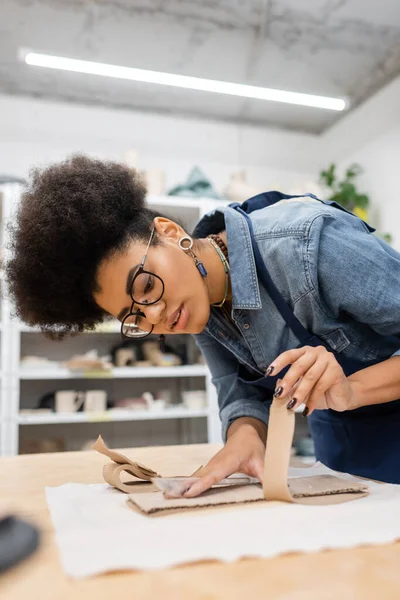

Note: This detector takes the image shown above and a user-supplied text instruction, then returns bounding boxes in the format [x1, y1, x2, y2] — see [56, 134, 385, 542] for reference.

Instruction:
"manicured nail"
[287, 398, 297, 410]
[302, 407, 309, 417]
[265, 365, 275, 376]
[274, 386, 283, 397]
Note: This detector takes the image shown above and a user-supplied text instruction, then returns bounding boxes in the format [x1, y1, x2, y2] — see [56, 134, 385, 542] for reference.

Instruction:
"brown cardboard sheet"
[93, 399, 369, 511]
[128, 474, 368, 514]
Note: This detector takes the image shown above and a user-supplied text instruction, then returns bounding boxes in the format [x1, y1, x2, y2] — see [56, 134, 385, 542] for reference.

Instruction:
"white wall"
[321, 75, 400, 249]
[334, 126, 400, 249]
[0, 94, 321, 197]
[1, 80, 399, 244]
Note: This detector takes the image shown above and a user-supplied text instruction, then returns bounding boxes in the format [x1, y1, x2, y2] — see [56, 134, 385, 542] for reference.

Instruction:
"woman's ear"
[153, 217, 186, 241]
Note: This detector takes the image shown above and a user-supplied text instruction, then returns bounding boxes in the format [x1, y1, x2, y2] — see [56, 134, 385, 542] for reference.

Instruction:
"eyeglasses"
[121, 228, 165, 339]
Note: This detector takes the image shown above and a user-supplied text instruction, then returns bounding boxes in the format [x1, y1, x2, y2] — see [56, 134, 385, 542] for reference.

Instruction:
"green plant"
[319, 163, 392, 244]
[319, 163, 369, 212]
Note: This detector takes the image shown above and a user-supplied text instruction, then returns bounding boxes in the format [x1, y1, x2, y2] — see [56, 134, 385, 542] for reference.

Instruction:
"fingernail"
[274, 386, 283, 397]
[302, 407, 309, 417]
[265, 365, 275, 376]
[287, 398, 297, 410]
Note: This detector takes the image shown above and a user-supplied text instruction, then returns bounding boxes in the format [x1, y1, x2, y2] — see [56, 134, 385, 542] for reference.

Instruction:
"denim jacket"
[192, 195, 400, 441]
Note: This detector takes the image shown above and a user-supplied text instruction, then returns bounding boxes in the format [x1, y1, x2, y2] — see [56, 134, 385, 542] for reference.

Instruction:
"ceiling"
[1, 0, 400, 134]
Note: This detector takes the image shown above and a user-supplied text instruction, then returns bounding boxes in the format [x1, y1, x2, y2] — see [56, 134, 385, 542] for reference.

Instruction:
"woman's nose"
[142, 300, 166, 326]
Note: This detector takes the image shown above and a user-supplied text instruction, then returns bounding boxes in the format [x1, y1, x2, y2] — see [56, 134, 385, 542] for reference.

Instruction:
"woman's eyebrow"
[117, 264, 140, 322]
[117, 305, 129, 322]
[125, 264, 140, 295]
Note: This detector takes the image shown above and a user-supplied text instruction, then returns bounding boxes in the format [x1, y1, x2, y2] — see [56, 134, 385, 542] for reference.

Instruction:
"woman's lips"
[174, 303, 188, 331]
[169, 306, 181, 329]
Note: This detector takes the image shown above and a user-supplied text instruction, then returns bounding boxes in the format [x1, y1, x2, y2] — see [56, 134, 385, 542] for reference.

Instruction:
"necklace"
[208, 234, 230, 308]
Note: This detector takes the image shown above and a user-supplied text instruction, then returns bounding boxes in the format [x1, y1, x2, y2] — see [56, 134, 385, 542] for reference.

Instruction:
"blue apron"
[230, 191, 400, 484]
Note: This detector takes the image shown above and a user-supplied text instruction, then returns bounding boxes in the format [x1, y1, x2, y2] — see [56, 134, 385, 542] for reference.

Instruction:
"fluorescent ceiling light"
[23, 51, 347, 111]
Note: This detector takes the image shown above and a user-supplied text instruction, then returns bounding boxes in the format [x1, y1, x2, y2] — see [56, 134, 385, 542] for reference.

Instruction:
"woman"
[7, 155, 400, 494]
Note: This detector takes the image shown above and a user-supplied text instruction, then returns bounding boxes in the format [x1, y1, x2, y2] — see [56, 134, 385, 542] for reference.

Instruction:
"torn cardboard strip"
[92, 435, 204, 493]
[102, 463, 151, 493]
[262, 399, 368, 504]
[92, 435, 158, 479]
[92, 435, 158, 492]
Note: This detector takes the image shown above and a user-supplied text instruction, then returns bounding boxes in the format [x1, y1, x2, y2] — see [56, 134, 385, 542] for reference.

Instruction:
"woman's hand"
[183, 418, 266, 498]
[268, 345, 356, 415]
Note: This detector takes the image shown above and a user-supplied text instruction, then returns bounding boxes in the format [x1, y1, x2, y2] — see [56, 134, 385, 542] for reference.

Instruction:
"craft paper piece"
[263, 399, 369, 503]
[92, 435, 159, 492]
[92, 436, 221, 494]
[92, 435, 158, 479]
[45, 463, 400, 578]
[102, 463, 151, 494]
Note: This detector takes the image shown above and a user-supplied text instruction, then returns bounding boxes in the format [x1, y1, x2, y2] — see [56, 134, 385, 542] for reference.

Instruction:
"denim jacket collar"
[193, 206, 262, 310]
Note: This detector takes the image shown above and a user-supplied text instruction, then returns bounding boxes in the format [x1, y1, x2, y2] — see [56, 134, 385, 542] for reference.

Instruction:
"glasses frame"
[120, 228, 165, 339]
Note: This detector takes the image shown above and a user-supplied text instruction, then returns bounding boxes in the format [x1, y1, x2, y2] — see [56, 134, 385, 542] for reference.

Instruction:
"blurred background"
[0, 0, 399, 458]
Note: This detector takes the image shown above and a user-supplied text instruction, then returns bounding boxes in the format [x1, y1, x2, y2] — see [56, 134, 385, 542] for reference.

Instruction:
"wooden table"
[1, 444, 400, 600]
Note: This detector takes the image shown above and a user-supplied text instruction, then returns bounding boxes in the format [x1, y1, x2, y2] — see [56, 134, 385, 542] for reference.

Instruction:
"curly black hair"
[6, 155, 162, 339]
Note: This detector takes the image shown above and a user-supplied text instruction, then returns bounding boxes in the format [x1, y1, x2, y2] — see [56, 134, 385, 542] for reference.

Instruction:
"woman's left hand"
[268, 345, 356, 415]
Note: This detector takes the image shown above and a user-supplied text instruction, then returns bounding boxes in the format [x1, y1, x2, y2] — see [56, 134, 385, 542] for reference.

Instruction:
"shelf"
[18, 321, 121, 333]
[17, 324, 42, 333]
[18, 406, 210, 425]
[18, 364, 207, 380]
[147, 194, 229, 211]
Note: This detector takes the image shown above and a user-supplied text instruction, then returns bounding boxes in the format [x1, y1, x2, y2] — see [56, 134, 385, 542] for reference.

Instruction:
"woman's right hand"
[183, 417, 267, 498]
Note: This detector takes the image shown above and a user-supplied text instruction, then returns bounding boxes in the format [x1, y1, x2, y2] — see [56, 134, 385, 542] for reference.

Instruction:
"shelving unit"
[0, 184, 228, 456]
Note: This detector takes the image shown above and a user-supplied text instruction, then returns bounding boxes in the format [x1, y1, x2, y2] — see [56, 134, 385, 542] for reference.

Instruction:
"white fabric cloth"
[46, 463, 400, 579]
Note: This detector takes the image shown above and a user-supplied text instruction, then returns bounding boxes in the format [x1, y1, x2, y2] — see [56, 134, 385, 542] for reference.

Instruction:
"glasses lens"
[122, 312, 153, 338]
[131, 272, 163, 305]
